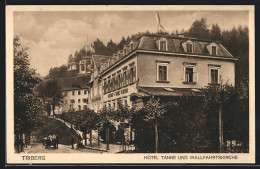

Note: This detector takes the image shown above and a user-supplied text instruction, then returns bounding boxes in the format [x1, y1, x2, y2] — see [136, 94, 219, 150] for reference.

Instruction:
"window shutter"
[126, 70, 128, 85]
[130, 68, 133, 83]
[104, 82, 106, 94]
[108, 80, 111, 93]
[112, 78, 115, 91]
[133, 66, 136, 82]
[121, 73, 123, 87]
[115, 76, 117, 89]
[123, 72, 126, 87]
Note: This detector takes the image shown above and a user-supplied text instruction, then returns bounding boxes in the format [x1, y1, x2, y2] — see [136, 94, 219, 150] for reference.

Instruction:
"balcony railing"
[183, 72, 198, 84]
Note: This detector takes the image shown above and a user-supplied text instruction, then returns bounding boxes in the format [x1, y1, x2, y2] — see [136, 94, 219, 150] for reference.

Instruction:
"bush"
[132, 96, 209, 153]
[32, 116, 79, 145]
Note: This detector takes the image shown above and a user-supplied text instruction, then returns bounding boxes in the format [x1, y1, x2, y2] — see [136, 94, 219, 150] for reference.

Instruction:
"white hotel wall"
[102, 56, 138, 109]
[137, 53, 236, 88]
[57, 88, 89, 113]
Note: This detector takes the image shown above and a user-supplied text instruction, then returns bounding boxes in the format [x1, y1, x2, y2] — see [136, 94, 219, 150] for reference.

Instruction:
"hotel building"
[89, 34, 237, 111]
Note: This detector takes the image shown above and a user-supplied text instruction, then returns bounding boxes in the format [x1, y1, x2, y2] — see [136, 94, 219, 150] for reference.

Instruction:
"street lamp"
[69, 99, 75, 149]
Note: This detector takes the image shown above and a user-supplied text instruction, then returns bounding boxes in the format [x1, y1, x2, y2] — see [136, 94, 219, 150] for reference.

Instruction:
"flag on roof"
[156, 11, 167, 33]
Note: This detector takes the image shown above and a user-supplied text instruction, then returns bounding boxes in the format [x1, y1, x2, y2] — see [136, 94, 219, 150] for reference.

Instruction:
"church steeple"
[79, 34, 95, 58]
[78, 35, 94, 75]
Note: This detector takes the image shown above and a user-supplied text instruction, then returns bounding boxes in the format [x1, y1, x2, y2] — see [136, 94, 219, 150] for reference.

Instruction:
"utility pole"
[70, 100, 74, 149]
[219, 103, 223, 153]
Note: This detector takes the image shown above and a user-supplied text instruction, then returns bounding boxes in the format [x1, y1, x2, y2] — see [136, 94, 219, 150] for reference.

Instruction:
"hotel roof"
[92, 55, 113, 68]
[34, 75, 91, 95]
[137, 34, 233, 58]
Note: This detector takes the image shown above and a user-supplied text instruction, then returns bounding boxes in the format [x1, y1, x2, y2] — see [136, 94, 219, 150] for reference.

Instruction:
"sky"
[13, 10, 249, 77]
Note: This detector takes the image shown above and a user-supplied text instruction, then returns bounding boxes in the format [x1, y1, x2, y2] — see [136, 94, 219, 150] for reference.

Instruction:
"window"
[185, 67, 194, 82]
[128, 66, 137, 84]
[159, 40, 167, 51]
[81, 64, 85, 71]
[123, 71, 127, 86]
[209, 66, 220, 84]
[83, 98, 88, 103]
[104, 80, 107, 94]
[117, 74, 121, 89]
[78, 105, 81, 110]
[124, 99, 127, 106]
[108, 79, 111, 93]
[78, 99, 81, 103]
[78, 90, 81, 95]
[84, 90, 87, 95]
[72, 91, 75, 95]
[83, 105, 87, 110]
[211, 69, 218, 83]
[157, 63, 168, 82]
[130, 43, 133, 51]
[212, 46, 217, 55]
[187, 44, 193, 53]
[124, 48, 127, 56]
[112, 76, 116, 91]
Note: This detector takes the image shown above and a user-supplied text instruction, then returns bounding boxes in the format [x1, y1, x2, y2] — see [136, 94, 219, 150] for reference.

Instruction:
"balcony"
[183, 71, 198, 85]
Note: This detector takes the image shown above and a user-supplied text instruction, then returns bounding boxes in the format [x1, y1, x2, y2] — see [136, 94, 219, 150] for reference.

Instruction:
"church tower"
[78, 38, 95, 75]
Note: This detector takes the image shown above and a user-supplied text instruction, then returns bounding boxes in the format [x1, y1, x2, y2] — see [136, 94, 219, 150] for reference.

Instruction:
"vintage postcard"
[6, 5, 255, 164]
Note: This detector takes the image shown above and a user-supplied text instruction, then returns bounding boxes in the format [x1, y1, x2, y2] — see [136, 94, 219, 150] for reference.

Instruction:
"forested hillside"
[45, 17, 249, 89]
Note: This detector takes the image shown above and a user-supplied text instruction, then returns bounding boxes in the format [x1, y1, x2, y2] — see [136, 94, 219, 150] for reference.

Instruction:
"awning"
[137, 86, 204, 97]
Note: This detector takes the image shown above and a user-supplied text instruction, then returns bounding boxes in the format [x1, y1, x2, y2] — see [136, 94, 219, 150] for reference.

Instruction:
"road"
[23, 143, 108, 154]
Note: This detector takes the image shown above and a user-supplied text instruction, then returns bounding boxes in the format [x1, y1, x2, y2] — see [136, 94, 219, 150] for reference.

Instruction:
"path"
[22, 143, 107, 154]
[51, 116, 133, 153]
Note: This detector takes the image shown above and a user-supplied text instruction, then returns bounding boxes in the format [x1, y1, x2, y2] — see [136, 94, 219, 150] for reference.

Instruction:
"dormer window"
[124, 48, 127, 56]
[187, 44, 193, 53]
[206, 43, 218, 55]
[130, 43, 133, 51]
[212, 46, 217, 55]
[159, 40, 167, 51]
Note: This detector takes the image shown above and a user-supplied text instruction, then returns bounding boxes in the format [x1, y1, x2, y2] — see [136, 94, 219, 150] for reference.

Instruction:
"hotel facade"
[88, 34, 237, 112]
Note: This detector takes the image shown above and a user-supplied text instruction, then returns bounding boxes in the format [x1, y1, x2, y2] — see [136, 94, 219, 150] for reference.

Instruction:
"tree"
[117, 36, 126, 50]
[211, 24, 222, 41]
[106, 39, 117, 56]
[74, 108, 99, 146]
[68, 54, 74, 64]
[93, 38, 107, 55]
[14, 36, 42, 152]
[36, 79, 63, 117]
[143, 97, 166, 153]
[203, 82, 237, 153]
[99, 106, 115, 150]
[113, 99, 132, 152]
[160, 96, 209, 153]
[46, 65, 68, 79]
[187, 17, 210, 39]
[222, 26, 249, 86]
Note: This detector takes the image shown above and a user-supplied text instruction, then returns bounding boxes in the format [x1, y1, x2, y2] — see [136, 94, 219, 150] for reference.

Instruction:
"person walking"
[71, 135, 74, 149]
[56, 134, 59, 149]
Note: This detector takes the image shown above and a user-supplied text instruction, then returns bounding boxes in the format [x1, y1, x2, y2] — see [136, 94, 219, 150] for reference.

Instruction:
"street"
[22, 143, 108, 154]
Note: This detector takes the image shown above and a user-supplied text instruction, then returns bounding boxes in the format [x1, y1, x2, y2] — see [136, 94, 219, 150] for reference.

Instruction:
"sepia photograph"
[6, 5, 255, 164]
